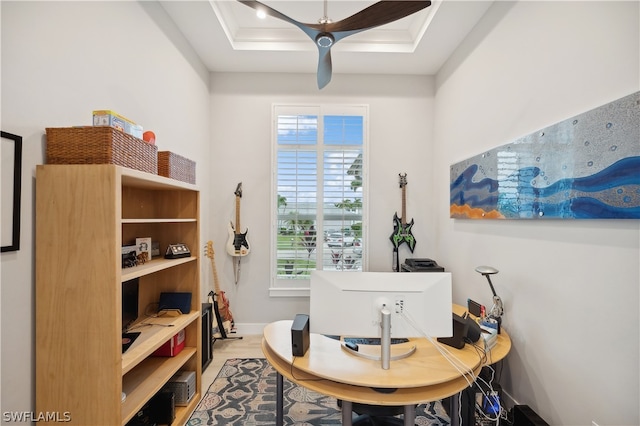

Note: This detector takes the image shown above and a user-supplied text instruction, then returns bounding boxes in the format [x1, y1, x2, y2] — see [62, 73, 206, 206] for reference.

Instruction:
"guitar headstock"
[234, 182, 243, 198]
[205, 240, 215, 259]
[399, 173, 408, 188]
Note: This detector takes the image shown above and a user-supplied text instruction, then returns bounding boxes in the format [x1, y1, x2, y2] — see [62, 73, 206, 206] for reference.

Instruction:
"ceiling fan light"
[316, 33, 334, 48]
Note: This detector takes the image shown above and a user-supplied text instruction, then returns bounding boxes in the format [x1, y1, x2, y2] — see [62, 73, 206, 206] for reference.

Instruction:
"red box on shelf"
[152, 329, 185, 357]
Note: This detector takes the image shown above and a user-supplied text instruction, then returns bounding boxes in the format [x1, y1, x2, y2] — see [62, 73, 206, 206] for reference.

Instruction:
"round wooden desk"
[262, 309, 510, 426]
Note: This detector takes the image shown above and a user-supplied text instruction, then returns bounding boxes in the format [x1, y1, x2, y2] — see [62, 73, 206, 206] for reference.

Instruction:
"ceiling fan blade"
[328, 1, 431, 42]
[316, 46, 332, 89]
[237, 0, 320, 41]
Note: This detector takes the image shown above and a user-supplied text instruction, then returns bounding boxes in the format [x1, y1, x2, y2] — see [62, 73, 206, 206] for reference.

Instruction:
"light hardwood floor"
[201, 333, 264, 388]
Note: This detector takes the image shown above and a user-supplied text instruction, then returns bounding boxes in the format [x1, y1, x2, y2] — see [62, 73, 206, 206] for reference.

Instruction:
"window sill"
[269, 287, 310, 297]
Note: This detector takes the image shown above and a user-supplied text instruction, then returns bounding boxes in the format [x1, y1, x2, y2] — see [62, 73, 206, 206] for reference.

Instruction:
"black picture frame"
[1, 131, 22, 252]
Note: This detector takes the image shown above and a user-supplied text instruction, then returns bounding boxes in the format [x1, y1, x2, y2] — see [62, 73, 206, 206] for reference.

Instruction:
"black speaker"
[148, 390, 175, 425]
[291, 314, 310, 356]
[437, 313, 468, 349]
[201, 303, 213, 371]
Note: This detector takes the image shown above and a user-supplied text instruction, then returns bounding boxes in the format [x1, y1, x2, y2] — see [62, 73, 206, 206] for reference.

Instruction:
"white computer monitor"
[310, 270, 453, 339]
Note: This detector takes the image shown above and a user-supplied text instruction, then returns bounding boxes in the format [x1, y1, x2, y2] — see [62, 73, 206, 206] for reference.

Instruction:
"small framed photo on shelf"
[121, 247, 137, 269]
[136, 237, 152, 263]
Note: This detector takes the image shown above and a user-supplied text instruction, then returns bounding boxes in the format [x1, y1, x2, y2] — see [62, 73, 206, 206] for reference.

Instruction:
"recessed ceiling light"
[256, 9, 266, 19]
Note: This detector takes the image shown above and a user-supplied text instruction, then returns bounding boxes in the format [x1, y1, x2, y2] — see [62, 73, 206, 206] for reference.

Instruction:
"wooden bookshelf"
[35, 164, 201, 425]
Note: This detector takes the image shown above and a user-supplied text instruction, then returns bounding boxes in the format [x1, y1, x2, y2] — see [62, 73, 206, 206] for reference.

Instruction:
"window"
[271, 105, 368, 295]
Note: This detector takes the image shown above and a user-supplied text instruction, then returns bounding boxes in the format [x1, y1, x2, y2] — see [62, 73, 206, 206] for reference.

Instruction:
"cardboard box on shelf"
[92, 110, 143, 138]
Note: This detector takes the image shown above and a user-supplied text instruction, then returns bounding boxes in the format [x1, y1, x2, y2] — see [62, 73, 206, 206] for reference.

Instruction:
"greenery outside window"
[271, 105, 368, 296]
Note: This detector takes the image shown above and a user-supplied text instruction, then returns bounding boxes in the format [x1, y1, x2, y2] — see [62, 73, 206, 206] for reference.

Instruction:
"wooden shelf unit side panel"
[176, 315, 201, 379]
[183, 316, 201, 357]
[174, 394, 202, 426]
[182, 327, 202, 405]
[35, 165, 122, 425]
[122, 188, 198, 220]
[169, 302, 202, 409]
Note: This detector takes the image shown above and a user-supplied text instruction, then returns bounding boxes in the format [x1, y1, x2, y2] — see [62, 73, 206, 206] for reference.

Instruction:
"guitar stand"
[212, 319, 244, 343]
[213, 331, 243, 344]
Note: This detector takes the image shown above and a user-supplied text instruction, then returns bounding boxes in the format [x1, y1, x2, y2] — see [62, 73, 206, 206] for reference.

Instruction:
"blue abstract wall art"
[450, 92, 640, 219]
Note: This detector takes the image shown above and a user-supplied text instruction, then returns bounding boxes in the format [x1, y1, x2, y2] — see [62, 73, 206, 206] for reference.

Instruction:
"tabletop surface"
[263, 312, 509, 389]
[261, 306, 511, 405]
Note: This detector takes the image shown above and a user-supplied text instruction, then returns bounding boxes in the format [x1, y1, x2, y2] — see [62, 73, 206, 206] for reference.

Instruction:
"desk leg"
[276, 371, 283, 426]
[341, 400, 353, 426]
[450, 393, 460, 426]
[403, 404, 416, 426]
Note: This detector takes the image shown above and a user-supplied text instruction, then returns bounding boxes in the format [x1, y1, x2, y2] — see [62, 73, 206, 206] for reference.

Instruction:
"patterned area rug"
[187, 358, 450, 425]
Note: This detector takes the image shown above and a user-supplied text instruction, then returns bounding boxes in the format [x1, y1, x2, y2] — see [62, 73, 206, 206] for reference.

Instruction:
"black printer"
[401, 258, 445, 272]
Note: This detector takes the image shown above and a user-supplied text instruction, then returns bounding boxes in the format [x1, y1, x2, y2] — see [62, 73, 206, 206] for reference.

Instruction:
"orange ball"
[143, 131, 156, 145]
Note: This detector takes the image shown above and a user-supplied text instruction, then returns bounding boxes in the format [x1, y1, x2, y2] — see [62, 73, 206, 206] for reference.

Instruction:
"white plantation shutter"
[272, 105, 367, 294]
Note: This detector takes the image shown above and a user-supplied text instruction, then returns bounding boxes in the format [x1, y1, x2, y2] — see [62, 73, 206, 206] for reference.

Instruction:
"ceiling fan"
[237, 0, 432, 89]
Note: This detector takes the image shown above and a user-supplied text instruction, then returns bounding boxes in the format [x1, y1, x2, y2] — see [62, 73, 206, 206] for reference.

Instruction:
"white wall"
[208, 73, 436, 329]
[434, 1, 639, 425]
[0, 1, 211, 421]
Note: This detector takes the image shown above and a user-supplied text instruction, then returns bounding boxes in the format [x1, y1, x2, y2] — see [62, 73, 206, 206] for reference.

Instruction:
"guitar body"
[390, 212, 416, 252]
[216, 288, 233, 325]
[226, 222, 250, 256]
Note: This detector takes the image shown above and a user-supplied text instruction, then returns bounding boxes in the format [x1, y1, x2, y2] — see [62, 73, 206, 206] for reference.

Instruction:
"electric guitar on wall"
[205, 241, 233, 338]
[390, 173, 416, 272]
[226, 182, 250, 257]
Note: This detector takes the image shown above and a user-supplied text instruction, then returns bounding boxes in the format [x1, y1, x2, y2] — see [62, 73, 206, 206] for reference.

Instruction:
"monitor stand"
[340, 308, 416, 369]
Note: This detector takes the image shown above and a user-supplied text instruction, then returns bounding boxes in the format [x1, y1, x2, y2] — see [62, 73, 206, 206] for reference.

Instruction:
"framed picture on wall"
[2, 131, 22, 252]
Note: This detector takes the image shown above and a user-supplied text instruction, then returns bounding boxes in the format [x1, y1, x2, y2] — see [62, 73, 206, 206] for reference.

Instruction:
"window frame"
[270, 104, 369, 297]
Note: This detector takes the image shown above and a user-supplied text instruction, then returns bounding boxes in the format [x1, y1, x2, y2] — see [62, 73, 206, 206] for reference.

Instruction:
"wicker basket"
[158, 151, 196, 184]
[45, 127, 158, 174]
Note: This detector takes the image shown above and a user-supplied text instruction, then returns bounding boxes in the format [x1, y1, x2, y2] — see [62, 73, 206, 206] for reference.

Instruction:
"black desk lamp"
[475, 265, 503, 333]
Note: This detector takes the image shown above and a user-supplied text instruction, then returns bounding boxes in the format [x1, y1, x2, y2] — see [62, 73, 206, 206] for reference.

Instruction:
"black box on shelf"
[202, 303, 213, 371]
[401, 258, 445, 272]
[149, 390, 175, 425]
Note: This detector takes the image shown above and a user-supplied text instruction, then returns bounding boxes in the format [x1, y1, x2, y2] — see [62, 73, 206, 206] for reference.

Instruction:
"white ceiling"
[159, 0, 494, 77]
